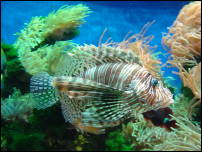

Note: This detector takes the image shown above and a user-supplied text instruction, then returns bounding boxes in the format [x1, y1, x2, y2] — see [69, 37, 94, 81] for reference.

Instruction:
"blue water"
[1, 1, 189, 94]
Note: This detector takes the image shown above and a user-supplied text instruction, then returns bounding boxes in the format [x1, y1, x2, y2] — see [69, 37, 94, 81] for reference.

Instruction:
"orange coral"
[91, 23, 162, 79]
[163, 2, 201, 102]
[125, 38, 162, 79]
[162, 2, 201, 115]
[189, 63, 201, 99]
[173, 62, 201, 99]
[117, 23, 162, 79]
[167, 57, 201, 114]
[163, 1, 201, 59]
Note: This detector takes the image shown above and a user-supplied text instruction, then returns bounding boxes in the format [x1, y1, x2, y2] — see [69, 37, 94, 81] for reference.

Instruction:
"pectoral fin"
[53, 76, 142, 128]
[53, 76, 123, 100]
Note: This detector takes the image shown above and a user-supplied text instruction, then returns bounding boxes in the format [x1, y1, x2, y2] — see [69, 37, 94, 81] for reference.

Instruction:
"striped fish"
[30, 45, 174, 134]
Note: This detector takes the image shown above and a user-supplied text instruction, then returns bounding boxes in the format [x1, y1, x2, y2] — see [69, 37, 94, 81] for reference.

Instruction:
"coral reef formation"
[162, 1, 201, 119]
[163, 1, 201, 59]
[1, 4, 94, 151]
[163, 1, 201, 101]
[1, 2, 201, 151]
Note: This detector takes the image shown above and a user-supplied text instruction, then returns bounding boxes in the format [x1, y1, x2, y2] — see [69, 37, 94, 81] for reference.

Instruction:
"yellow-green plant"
[14, 4, 91, 75]
[154, 116, 201, 151]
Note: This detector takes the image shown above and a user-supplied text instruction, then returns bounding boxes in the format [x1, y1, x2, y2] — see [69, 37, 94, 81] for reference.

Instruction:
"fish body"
[30, 45, 174, 134]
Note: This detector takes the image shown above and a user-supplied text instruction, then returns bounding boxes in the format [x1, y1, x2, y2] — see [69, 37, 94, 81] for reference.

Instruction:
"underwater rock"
[142, 107, 177, 131]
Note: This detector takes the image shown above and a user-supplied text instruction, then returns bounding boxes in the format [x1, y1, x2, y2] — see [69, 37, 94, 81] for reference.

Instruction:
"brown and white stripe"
[80, 62, 173, 110]
[80, 63, 149, 91]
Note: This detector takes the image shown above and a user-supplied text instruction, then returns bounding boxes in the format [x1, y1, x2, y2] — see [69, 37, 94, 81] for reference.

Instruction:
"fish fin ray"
[77, 44, 141, 66]
[54, 76, 123, 100]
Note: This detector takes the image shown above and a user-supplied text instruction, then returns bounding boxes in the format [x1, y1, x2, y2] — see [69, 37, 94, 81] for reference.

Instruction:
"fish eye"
[151, 78, 158, 87]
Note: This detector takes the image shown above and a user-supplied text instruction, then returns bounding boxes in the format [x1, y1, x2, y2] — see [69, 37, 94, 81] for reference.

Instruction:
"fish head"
[131, 73, 174, 109]
[150, 78, 174, 108]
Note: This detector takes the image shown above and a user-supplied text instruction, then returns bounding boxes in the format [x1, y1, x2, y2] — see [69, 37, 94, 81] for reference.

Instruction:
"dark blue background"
[1, 1, 189, 94]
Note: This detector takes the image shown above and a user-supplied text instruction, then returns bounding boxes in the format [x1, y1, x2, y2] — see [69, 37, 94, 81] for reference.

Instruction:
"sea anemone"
[122, 94, 201, 151]
[173, 62, 201, 100]
[163, 1, 201, 109]
[115, 22, 162, 79]
[86, 23, 162, 79]
[14, 4, 91, 75]
[44, 4, 91, 42]
[154, 116, 201, 151]
[122, 118, 169, 151]
[162, 1, 201, 59]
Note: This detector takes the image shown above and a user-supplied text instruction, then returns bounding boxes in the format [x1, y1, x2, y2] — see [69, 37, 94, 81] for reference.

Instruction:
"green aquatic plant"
[1, 88, 35, 121]
[105, 129, 134, 151]
[171, 94, 197, 119]
[121, 91, 201, 151]
[154, 116, 201, 151]
[14, 4, 91, 75]
[44, 4, 90, 42]
[1, 120, 46, 151]
[122, 115, 201, 151]
[1, 136, 7, 151]
[73, 134, 89, 151]
[122, 120, 169, 151]
[1, 42, 16, 55]
[1, 43, 22, 73]
[1, 43, 31, 98]
[2, 103, 77, 151]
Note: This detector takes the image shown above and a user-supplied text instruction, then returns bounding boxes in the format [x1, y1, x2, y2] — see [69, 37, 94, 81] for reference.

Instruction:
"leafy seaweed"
[105, 129, 134, 151]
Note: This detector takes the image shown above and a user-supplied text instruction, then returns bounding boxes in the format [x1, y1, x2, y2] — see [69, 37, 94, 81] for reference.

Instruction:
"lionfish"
[30, 44, 175, 134]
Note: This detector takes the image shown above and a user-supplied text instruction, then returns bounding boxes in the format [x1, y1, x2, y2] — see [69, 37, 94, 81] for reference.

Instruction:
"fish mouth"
[161, 98, 174, 108]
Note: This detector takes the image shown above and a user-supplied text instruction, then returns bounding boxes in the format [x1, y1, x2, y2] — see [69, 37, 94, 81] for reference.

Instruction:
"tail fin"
[30, 72, 58, 109]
